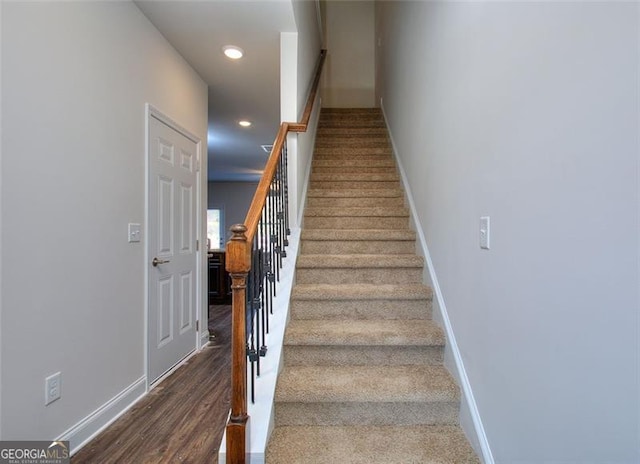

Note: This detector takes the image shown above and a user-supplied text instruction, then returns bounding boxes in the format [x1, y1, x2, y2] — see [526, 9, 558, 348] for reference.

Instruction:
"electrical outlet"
[45, 372, 61, 405]
[480, 216, 490, 250]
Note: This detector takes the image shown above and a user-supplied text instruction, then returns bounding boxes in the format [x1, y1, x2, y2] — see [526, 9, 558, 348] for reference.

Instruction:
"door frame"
[144, 104, 204, 390]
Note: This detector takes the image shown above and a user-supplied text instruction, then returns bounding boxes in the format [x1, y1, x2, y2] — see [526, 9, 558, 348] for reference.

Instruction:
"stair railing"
[224, 49, 326, 464]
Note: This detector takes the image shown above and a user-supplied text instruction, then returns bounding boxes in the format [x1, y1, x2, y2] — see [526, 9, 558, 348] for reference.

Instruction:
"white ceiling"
[135, 0, 298, 182]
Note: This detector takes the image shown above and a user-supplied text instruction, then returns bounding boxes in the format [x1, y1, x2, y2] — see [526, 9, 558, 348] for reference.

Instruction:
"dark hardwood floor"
[72, 305, 232, 464]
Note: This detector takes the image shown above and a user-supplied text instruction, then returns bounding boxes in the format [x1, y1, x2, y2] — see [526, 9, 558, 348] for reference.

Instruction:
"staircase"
[266, 108, 479, 463]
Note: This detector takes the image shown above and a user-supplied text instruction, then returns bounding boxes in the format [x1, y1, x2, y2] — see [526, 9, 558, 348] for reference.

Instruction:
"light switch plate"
[128, 223, 141, 243]
[480, 216, 490, 250]
[45, 372, 61, 405]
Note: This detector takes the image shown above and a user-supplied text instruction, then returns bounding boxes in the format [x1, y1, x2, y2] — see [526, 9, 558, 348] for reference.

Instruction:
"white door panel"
[148, 114, 198, 383]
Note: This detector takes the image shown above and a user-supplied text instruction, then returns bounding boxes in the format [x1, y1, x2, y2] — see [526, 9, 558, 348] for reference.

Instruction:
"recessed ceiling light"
[223, 45, 244, 60]
[238, 120, 252, 127]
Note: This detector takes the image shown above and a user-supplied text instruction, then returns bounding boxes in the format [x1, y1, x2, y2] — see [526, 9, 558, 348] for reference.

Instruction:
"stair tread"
[275, 365, 458, 403]
[297, 254, 423, 269]
[267, 425, 480, 464]
[285, 319, 444, 346]
[301, 229, 415, 241]
[292, 283, 432, 300]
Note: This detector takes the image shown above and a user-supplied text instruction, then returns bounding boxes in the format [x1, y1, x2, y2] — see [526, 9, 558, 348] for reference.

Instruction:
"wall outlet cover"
[480, 216, 490, 250]
[45, 372, 62, 405]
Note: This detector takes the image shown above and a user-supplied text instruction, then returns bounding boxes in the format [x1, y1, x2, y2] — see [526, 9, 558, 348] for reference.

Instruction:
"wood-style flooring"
[72, 305, 232, 464]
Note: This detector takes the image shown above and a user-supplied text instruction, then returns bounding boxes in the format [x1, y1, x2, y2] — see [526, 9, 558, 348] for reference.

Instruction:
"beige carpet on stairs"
[266, 108, 480, 463]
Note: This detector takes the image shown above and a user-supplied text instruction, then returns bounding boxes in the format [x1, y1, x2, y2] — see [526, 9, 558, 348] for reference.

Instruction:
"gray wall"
[1, 1, 207, 442]
[293, 0, 323, 120]
[292, 0, 323, 225]
[321, 0, 375, 107]
[376, 2, 639, 462]
[208, 182, 259, 244]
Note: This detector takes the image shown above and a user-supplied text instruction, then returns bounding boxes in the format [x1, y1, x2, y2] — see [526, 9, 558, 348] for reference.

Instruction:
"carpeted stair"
[266, 108, 479, 463]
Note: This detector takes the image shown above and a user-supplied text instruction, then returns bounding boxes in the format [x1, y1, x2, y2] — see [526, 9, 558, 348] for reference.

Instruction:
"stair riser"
[319, 119, 385, 127]
[283, 346, 443, 366]
[319, 116, 384, 124]
[313, 157, 394, 164]
[305, 207, 408, 217]
[304, 217, 409, 229]
[321, 108, 382, 114]
[316, 140, 389, 148]
[312, 166, 395, 174]
[306, 197, 404, 207]
[313, 159, 395, 167]
[313, 154, 393, 161]
[290, 299, 432, 320]
[266, 426, 481, 464]
[315, 147, 392, 156]
[304, 217, 408, 229]
[311, 174, 399, 182]
[296, 268, 423, 285]
[320, 113, 383, 119]
[307, 189, 404, 199]
[317, 128, 388, 136]
[309, 181, 401, 190]
[301, 240, 415, 255]
[274, 402, 459, 426]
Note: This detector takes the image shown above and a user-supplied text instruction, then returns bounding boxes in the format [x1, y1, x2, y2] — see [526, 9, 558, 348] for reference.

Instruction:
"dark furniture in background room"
[208, 251, 232, 305]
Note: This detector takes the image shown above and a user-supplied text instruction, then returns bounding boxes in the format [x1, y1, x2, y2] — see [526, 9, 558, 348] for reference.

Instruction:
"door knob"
[152, 257, 170, 267]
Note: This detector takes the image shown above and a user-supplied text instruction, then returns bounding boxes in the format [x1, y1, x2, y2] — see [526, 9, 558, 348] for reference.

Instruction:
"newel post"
[225, 224, 251, 464]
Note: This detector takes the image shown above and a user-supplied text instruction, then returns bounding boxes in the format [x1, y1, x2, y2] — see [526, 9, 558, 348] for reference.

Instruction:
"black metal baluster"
[276, 155, 284, 267]
[283, 141, 290, 245]
[244, 145, 294, 402]
[256, 235, 267, 358]
[269, 181, 277, 304]
[261, 208, 271, 332]
[280, 145, 287, 257]
[253, 237, 262, 377]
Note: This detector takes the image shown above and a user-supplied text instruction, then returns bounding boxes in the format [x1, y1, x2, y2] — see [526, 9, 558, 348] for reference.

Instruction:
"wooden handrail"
[224, 49, 326, 464]
[243, 123, 290, 245]
[289, 50, 327, 132]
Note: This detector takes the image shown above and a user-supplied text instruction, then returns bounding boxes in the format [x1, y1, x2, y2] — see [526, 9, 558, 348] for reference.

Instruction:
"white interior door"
[148, 113, 198, 384]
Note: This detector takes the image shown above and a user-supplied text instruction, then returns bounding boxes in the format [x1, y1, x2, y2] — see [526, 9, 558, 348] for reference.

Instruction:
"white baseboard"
[297, 94, 322, 228]
[60, 376, 146, 456]
[380, 101, 495, 464]
[200, 331, 210, 350]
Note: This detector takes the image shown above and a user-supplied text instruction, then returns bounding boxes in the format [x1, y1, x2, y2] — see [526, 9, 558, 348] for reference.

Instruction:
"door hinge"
[196, 239, 199, 251]
[196, 320, 199, 332]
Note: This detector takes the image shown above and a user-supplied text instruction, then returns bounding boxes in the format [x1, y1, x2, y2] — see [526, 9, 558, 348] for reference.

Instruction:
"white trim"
[315, 0, 324, 46]
[0, 0, 3, 440]
[218, 228, 301, 464]
[297, 94, 322, 227]
[380, 101, 495, 464]
[62, 376, 146, 456]
[148, 346, 200, 390]
[200, 331, 210, 349]
[144, 104, 203, 389]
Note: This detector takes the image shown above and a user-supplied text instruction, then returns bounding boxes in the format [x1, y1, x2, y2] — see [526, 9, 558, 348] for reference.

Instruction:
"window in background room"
[207, 208, 224, 249]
